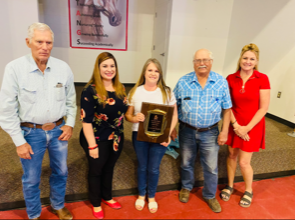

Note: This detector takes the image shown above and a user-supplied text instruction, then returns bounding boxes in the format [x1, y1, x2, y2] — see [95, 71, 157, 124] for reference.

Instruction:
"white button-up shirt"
[0, 54, 77, 146]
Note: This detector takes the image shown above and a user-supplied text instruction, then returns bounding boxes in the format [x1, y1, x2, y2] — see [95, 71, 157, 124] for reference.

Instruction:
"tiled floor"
[1, 176, 295, 219]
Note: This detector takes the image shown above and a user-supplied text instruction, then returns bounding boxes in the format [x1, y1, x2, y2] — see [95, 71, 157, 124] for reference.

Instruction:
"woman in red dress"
[220, 44, 270, 207]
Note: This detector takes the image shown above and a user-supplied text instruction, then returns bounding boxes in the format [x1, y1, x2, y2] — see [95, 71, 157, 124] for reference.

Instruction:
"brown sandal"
[240, 191, 253, 208]
[220, 185, 234, 201]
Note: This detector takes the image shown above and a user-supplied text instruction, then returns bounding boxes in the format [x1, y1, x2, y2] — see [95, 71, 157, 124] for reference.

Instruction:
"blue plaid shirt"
[173, 71, 232, 128]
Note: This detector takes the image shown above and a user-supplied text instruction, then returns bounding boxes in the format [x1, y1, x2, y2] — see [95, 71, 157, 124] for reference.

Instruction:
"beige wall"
[0, 0, 39, 88]
[164, 0, 234, 88]
[222, 0, 295, 123]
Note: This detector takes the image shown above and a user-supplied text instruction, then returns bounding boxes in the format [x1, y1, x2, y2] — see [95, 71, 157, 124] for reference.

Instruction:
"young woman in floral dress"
[80, 52, 128, 219]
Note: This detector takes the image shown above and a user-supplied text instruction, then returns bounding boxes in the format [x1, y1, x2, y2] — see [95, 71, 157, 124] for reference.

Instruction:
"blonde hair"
[128, 58, 171, 104]
[236, 43, 259, 71]
[86, 52, 126, 105]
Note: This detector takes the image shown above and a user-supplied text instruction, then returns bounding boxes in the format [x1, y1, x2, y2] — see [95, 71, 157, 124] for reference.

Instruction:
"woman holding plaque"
[220, 44, 270, 208]
[125, 58, 178, 213]
[80, 52, 128, 219]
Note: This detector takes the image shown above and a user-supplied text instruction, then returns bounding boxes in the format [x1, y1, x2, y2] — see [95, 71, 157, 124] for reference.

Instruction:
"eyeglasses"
[193, 59, 212, 64]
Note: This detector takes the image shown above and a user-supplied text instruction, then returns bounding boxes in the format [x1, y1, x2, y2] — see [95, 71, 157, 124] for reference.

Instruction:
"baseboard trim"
[74, 82, 87, 86]
[74, 82, 135, 87]
[1, 170, 294, 211]
[266, 113, 295, 128]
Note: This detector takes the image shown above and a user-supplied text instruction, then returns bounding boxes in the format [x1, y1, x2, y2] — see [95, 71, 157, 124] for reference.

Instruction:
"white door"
[152, 0, 172, 78]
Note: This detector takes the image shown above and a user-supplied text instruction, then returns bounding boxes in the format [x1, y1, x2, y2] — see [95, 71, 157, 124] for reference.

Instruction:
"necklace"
[240, 85, 245, 94]
[239, 73, 252, 94]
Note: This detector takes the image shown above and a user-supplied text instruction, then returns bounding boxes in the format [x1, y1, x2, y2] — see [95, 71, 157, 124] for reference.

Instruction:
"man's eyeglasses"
[193, 59, 212, 64]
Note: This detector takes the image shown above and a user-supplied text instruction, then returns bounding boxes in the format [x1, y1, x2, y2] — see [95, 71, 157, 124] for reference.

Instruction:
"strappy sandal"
[240, 191, 253, 208]
[220, 185, 234, 201]
[148, 201, 158, 213]
[135, 199, 145, 211]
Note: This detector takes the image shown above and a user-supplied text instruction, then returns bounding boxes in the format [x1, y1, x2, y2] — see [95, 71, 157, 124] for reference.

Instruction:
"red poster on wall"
[68, 0, 128, 51]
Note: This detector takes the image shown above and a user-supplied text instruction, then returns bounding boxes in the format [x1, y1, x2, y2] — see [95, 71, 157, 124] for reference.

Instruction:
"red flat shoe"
[102, 199, 122, 209]
[92, 206, 104, 219]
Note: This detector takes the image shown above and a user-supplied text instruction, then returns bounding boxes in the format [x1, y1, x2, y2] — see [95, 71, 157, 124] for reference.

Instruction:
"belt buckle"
[42, 123, 55, 131]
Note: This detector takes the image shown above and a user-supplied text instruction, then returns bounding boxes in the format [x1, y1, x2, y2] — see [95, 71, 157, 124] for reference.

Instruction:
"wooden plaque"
[137, 102, 174, 143]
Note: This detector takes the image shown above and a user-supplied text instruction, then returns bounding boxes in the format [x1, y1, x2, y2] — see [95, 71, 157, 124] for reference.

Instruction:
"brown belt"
[180, 120, 219, 132]
[21, 118, 64, 131]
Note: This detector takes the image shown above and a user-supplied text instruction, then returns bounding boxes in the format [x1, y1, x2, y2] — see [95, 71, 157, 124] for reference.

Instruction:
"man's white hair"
[27, 22, 54, 43]
[207, 50, 214, 59]
[193, 49, 214, 60]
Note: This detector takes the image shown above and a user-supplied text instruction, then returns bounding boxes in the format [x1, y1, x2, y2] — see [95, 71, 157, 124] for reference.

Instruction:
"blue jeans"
[20, 121, 68, 219]
[179, 124, 219, 199]
[132, 132, 167, 198]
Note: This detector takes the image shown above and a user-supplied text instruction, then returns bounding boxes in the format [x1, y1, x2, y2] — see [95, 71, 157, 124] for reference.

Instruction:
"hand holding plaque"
[137, 102, 174, 143]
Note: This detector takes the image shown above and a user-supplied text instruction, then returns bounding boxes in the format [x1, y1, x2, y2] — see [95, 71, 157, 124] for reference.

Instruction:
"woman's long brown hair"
[128, 58, 171, 104]
[86, 52, 126, 104]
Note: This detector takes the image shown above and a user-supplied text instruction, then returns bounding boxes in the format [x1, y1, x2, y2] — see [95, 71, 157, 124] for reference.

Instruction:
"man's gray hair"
[27, 22, 54, 43]
[208, 50, 214, 59]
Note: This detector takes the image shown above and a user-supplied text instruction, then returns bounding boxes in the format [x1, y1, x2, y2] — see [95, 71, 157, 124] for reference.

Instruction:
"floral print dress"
[80, 84, 128, 151]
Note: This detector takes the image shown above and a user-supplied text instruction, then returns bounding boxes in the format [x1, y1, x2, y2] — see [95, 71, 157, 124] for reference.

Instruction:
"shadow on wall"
[223, 0, 293, 75]
[39, 0, 70, 48]
[222, 0, 295, 122]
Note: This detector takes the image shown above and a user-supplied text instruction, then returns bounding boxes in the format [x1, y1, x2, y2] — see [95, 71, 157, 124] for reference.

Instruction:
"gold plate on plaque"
[137, 102, 174, 143]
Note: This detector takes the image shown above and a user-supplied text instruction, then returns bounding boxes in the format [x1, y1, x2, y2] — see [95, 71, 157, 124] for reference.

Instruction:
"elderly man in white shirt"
[0, 22, 76, 220]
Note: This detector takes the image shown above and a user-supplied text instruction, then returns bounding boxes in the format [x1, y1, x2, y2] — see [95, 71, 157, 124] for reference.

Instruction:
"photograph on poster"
[68, 0, 128, 50]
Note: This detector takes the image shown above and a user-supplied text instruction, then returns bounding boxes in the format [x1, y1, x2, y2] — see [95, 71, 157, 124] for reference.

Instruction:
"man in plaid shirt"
[173, 49, 232, 213]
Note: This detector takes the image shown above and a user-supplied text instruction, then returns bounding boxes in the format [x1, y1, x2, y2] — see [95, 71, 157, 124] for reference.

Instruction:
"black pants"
[80, 129, 124, 207]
